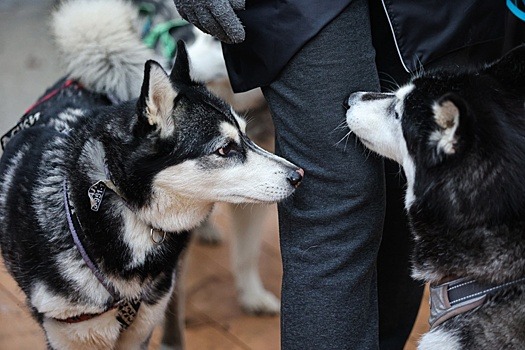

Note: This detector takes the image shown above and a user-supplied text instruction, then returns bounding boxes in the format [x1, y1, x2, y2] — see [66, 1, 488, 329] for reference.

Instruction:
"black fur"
[345, 44, 525, 348]
[403, 45, 525, 348]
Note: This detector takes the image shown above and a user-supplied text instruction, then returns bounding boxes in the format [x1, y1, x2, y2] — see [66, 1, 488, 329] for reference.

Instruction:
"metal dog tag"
[116, 297, 142, 330]
[88, 181, 107, 211]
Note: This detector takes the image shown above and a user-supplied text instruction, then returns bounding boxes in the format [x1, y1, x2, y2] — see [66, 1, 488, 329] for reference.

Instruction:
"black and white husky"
[0, 0, 302, 349]
[345, 46, 525, 349]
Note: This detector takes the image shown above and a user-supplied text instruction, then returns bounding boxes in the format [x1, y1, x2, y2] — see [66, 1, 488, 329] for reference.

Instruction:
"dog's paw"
[239, 289, 280, 315]
[193, 220, 222, 245]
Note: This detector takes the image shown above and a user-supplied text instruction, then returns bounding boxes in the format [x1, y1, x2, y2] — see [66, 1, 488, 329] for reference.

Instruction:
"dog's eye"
[217, 142, 238, 157]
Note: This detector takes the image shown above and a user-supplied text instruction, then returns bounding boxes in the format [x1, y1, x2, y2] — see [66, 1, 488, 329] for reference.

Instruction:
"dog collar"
[429, 276, 525, 329]
[88, 162, 167, 245]
[87, 162, 127, 212]
[62, 180, 142, 329]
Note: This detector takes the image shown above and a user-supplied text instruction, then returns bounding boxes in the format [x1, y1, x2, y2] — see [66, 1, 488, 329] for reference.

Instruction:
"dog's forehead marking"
[220, 121, 241, 143]
[395, 83, 415, 101]
[231, 108, 247, 133]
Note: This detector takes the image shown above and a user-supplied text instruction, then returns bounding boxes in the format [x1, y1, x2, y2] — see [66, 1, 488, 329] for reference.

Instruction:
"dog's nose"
[343, 97, 350, 110]
[287, 168, 304, 187]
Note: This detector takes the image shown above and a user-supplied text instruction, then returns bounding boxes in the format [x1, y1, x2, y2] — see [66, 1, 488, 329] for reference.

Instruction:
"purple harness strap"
[62, 180, 143, 329]
[62, 180, 119, 300]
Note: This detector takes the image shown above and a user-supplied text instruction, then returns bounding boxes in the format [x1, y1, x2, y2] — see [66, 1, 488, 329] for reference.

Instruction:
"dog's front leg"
[160, 251, 188, 350]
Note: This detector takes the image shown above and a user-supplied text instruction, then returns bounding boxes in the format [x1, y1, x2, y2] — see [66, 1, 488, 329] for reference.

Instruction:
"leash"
[138, 1, 189, 61]
[429, 275, 525, 328]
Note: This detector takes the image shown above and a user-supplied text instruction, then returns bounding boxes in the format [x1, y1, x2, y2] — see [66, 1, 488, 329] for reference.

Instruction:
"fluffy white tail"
[52, 0, 154, 102]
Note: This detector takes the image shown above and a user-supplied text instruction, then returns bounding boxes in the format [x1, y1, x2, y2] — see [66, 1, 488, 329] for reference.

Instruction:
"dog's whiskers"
[335, 129, 353, 150]
[378, 72, 401, 92]
[332, 119, 350, 132]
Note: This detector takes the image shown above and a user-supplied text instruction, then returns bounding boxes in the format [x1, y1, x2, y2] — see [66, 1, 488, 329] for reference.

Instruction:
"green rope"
[143, 18, 189, 60]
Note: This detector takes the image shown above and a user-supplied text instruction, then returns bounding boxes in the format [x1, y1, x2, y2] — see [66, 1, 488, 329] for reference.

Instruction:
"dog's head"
[345, 45, 525, 212]
[104, 41, 302, 231]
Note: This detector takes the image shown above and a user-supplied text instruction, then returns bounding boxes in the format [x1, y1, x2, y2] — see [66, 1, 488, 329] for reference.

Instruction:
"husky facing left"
[345, 45, 525, 349]
[0, 1, 303, 349]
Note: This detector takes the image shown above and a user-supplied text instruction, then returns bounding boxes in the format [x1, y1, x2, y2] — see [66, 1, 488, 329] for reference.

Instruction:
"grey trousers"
[262, 0, 385, 348]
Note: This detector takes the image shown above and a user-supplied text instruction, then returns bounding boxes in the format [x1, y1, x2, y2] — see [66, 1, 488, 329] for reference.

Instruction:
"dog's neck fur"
[75, 135, 212, 234]
[409, 205, 525, 285]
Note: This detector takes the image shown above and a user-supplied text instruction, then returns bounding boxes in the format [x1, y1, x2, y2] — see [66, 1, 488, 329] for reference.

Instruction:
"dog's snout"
[287, 168, 304, 187]
[345, 92, 365, 110]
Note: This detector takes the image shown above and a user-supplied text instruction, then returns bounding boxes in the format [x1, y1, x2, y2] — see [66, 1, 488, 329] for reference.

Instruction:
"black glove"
[174, 0, 245, 44]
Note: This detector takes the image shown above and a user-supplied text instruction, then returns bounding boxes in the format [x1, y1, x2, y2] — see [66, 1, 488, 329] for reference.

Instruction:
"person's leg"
[262, 0, 385, 348]
[367, 1, 426, 347]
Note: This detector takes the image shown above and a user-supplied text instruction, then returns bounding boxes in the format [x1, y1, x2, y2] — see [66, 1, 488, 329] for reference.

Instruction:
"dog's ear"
[484, 44, 525, 90]
[430, 93, 468, 158]
[136, 60, 177, 137]
[170, 40, 194, 85]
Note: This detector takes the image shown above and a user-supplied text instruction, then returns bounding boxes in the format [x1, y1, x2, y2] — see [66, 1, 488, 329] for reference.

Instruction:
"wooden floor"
[0, 204, 429, 350]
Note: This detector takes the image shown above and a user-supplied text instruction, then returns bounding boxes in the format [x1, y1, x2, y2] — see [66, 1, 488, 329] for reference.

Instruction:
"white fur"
[403, 156, 417, 209]
[149, 148, 296, 205]
[146, 64, 178, 137]
[120, 204, 165, 269]
[51, 0, 154, 101]
[136, 120, 297, 236]
[0, 145, 30, 221]
[418, 328, 462, 350]
[38, 246, 173, 349]
[32, 137, 69, 234]
[44, 310, 121, 350]
[345, 84, 417, 209]
[31, 281, 107, 320]
[395, 84, 415, 101]
[228, 204, 280, 314]
[42, 289, 172, 350]
[232, 109, 247, 133]
[186, 29, 228, 83]
[55, 250, 113, 312]
[220, 121, 242, 144]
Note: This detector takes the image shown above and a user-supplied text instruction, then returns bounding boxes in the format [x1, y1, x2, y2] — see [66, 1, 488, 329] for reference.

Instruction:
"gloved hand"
[174, 0, 245, 44]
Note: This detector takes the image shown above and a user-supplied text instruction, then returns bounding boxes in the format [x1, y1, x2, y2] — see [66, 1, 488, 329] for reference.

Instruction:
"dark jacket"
[223, 0, 351, 92]
[223, 0, 520, 93]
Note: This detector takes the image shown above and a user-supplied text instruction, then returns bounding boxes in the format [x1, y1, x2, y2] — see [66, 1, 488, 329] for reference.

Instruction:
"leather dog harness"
[429, 276, 525, 329]
[0, 80, 80, 150]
